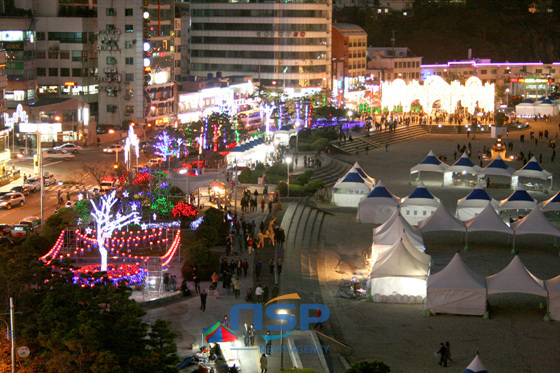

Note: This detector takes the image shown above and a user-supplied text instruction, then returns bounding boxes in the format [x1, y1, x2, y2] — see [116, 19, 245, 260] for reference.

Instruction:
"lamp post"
[285, 156, 292, 197]
[277, 309, 288, 371]
[0, 298, 16, 373]
[506, 88, 510, 107]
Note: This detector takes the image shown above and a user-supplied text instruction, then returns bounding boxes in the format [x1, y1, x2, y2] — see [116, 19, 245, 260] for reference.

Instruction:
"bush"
[294, 170, 314, 185]
[238, 168, 257, 184]
[311, 138, 330, 152]
[276, 182, 288, 197]
[194, 225, 220, 248]
[305, 179, 325, 195]
[181, 239, 220, 280]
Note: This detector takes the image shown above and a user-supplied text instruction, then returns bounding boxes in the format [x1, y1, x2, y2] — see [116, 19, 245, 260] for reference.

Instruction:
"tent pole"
[464, 230, 468, 251]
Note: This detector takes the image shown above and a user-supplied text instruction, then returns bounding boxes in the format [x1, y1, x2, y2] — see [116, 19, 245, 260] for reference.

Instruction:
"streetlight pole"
[277, 309, 287, 371]
[285, 156, 292, 198]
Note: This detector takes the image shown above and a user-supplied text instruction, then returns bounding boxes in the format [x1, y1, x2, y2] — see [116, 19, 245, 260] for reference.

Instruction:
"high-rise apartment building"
[97, 0, 176, 128]
[189, 0, 332, 90]
[0, 48, 15, 177]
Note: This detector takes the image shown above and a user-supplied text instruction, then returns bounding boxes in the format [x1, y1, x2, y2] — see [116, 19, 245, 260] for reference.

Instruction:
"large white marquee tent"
[357, 179, 399, 224]
[443, 152, 481, 186]
[499, 184, 538, 211]
[418, 203, 466, 233]
[486, 255, 547, 297]
[478, 154, 515, 186]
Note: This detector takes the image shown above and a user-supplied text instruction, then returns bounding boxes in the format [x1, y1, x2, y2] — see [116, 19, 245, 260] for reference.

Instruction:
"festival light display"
[171, 201, 197, 218]
[381, 76, 495, 115]
[73, 264, 148, 287]
[90, 191, 141, 271]
[153, 130, 185, 161]
[124, 125, 140, 166]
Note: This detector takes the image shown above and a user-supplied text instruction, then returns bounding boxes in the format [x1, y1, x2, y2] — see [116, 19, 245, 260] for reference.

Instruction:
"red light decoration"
[171, 202, 197, 218]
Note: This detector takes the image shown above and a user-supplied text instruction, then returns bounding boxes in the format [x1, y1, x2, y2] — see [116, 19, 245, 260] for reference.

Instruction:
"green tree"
[347, 360, 391, 373]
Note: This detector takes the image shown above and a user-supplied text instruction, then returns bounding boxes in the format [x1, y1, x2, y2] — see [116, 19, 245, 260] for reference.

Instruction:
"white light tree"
[124, 125, 140, 168]
[90, 191, 140, 271]
[153, 130, 185, 162]
[260, 103, 276, 135]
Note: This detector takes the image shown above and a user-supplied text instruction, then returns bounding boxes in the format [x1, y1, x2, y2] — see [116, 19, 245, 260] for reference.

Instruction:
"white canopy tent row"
[425, 252, 487, 316]
[399, 181, 441, 225]
[478, 154, 515, 188]
[464, 203, 513, 249]
[410, 150, 448, 185]
[370, 232, 431, 303]
[515, 98, 536, 117]
[331, 168, 373, 207]
[456, 182, 500, 220]
[357, 179, 400, 224]
[534, 98, 559, 116]
[511, 207, 560, 250]
[225, 137, 273, 167]
[511, 155, 553, 190]
[372, 209, 425, 256]
[443, 152, 481, 186]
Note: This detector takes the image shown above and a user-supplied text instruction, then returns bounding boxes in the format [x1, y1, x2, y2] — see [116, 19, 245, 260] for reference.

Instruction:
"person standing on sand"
[436, 342, 447, 367]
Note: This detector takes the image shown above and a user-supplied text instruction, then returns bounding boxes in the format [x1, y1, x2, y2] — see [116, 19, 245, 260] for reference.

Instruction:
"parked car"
[54, 143, 82, 153]
[0, 224, 12, 236]
[18, 216, 41, 233]
[43, 173, 57, 186]
[23, 176, 42, 192]
[43, 149, 75, 160]
[103, 144, 124, 153]
[11, 185, 33, 196]
[0, 193, 25, 209]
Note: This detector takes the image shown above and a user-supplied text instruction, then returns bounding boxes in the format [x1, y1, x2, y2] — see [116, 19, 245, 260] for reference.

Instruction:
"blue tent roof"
[230, 146, 243, 153]
[507, 189, 534, 202]
[408, 186, 435, 200]
[486, 157, 509, 170]
[521, 98, 534, 104]
[521, 159, 544, 172]
[355, 167, 370, 180]
[465, 188, 492, 201]
[341, 172, 366, 183]
[538, 96, 547, 101]
[367, 185, 393, 198]
[420, 155, 443, 166]
[541, 99, 554, 104]
[279, 125, 294, 131]
[454, 156, 476, 167]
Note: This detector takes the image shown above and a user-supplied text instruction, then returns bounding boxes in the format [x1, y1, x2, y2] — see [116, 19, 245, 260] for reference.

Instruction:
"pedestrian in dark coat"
[436, 342, 447, 367]
[200, 290, 207, 311]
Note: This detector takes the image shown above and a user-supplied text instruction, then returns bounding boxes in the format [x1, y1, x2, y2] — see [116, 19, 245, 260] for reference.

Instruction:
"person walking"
[249, 324, 255, 346]
[66, 191, 71, 202]
[260, 353, 268, 373]
[193, 275, 201, 294]
[269, 258, 275, 274]
[200, 290, 208, 312]
[243, 323, 250, 347]
[233, 277, 241, 299]
[255, 284, 263, 304]
[435, 342, 447, 367]
[261, 198, 265, 213]
[277, 258, 283, 275]
[221, 315, 229, 327]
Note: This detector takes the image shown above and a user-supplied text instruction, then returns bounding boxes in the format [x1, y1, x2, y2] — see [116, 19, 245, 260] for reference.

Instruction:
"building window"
[49, 51, 58, 59]
[125, 25, 134, 33]
[72, 68, 83, 77]
[536, 69, 542, 74]
[36, 51, 46, 59]
[60, 68, 70, 77]
[480, 69, 487, 75]
[394, 62, 397, 68]
[60, 51, 69, 59]
[106, 57, 116, 65]
[106, 24, 115, 32]
[106, 8, 115, 16]
[125, 41, 134, 49]
[126, 106, 134, 114]
[552, 69, 556, 74]
[37, 67, 46, 76]
[491, 69, 497, 74]
[125, 57, 134, 65]
[107, 105, 117, 113]
[125, 73, 134, 82]
[125, 8, 133, 16]
[49, 68, 58, 76]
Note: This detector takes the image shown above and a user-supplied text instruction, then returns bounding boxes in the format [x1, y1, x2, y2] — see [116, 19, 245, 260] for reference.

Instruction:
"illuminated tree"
[90, 191, 140, 271]
[153, 130, 185, 161]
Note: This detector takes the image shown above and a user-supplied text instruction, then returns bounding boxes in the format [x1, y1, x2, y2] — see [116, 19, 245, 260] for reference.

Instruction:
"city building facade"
[367, 47, 422, 83]
[0, 48, 12, 181]
[332, 23, 368, 79]
[189, 0, 332, 90]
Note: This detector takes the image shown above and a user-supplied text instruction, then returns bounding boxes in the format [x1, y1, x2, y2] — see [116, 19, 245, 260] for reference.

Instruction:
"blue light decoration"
[153, 130, 185, 161]
[203, 117, 209, 149]
[190, 216, 204, 230]
[72, 264, 148, 287]
[295, 100, 301, 127]
[141, 221, 181, 230]
[305, 102, 310, 128]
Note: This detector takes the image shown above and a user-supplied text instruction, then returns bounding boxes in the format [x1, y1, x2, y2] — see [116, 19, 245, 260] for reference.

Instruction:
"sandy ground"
[316, 118, 560, 372]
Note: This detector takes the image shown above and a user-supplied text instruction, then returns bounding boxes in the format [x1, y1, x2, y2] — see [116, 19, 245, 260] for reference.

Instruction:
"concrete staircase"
[332, 124, 428, 154]
[309, 155, 352, 187]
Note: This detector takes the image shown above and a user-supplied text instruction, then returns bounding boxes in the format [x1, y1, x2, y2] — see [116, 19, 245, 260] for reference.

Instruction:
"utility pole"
[10, 297, 14, 373]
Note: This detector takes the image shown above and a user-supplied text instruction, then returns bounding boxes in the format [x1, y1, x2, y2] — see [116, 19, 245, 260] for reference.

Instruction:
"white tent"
[515, 98, 535, 116]
[478, 154, 515, 185]
[499, 184, 538, 211]
[418, 203, 466, 233]
[370, 233, 431, 302]
[463, 353, 488, 373]
[331, 169, 372, 207]
[545, 276, 560, 321]
[541, 190, 560, 212]
[486, 255, 547, 296]
[357, 179, 399, 224]
[273, 124, 298, 147]
[456, 183, 500, 220]
[399, 181, 441, 225]
[410, 150, 448, 183]
[512, 155, 553, 189]
[511, 206, 560, 238]
[464, 203, 513, 248]
[372, 210, 424, 254]
[425, 252, 487, 316]
[351, 162, 375, 187]
[534, 99, 559, 116]
[443, 152, 481, 186]
[166, 170, 227, 195]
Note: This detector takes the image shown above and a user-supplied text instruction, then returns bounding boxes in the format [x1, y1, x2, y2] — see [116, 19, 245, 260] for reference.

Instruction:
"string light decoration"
[90, 191, 141, 271]
[153, 130, 185, 161]
[124, 125, 140, 165]
[171, 201, 197, 218]
[73, 264, 147, 287]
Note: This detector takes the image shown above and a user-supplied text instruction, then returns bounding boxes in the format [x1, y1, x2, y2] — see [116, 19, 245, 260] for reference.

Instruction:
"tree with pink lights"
[90, 191, 140, 271]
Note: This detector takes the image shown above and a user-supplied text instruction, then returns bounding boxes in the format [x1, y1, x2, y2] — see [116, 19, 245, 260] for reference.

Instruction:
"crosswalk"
[45, 183, 99, 196]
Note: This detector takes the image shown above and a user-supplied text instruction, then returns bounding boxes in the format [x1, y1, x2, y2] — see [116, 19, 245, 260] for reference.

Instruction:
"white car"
[54, 143, 82, 154]
[23, 177, 42, 192]
[43, 173, 57, 186]
[0, 193, 25, 209]
[103, 144, 124, 153]
[43, 149, 75, 160]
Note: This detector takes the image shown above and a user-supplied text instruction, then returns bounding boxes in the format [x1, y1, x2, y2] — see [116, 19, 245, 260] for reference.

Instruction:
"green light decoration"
[73, 199, 92, 220]
[150, 197, 174, 216]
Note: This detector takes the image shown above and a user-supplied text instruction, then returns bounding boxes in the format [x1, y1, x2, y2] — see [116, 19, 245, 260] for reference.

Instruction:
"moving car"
[23, 176, 42, 192]
[54, 143, 82, 153]
[43, 149, 75, 160]
[11, 185, 33, 196]
[0, 193, 25, 209]
[43, 173, 57, 186]
[103, 144, 124, 153]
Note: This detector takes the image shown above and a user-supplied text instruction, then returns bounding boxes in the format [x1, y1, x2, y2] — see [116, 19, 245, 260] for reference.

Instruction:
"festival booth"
[200, 322, 240, 371]
[443, 152, 481, 186]
[499, 184, 538, 213]
[478, 154, 515, 189]
[515, 98, 536, 117]
[418, 203, 466, 233]
[463, 353, 488, 373]
[545, 275, 560, 321]
[399, 181, 441, 225]
[372, 210, 424, 255]
[410, 150, 448, 184]
[425, 252, 487, 316]
[225, 138, 273, 167]
[331, 169, 373, 207]
[456, 183, 500, 220]
[357, 179, 399, 224]
[351, 162, 375, 186]
[541, 190, 560, 212]
[511, 155, 553, 190]
[273, 124, 298, 147]
[534, 99, 559, 116]
[464, 203, 513, 249]
[370, 232, 431, 303]
[486, 256, 548, 307]
[511, 207, 560, 249]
